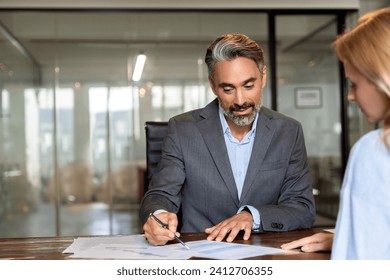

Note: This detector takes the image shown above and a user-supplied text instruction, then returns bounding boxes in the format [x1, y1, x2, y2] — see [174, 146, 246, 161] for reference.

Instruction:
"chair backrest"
[144, 121, 169, 194]
[144, 121, 182, 230]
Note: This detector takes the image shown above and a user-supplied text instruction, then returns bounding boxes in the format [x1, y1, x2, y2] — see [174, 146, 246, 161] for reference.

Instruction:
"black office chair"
[144, 121, 169, 195]
[144, 120, 183, 230]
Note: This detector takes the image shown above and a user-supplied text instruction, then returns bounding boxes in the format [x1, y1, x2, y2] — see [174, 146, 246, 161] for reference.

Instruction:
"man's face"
[210, 56, 266, 127]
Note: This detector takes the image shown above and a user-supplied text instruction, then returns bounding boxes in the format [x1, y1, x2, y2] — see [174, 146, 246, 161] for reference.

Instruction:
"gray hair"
[205, 34, 265, 81]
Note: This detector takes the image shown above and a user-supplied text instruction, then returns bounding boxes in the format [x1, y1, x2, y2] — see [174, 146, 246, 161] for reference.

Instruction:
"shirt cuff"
[154, 209, 167, 215]
[238, 205, 261, 231]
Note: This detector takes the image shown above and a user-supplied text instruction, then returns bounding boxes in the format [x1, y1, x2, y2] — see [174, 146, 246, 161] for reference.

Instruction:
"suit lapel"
[197, 99, 239, 206]
[240, 107, 275, 202]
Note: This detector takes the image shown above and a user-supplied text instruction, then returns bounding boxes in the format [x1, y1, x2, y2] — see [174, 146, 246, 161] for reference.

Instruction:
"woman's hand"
[281, 232, 334, 252]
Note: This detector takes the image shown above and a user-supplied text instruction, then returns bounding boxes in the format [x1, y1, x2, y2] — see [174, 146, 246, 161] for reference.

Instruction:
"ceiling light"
[132, 54, 146, 82]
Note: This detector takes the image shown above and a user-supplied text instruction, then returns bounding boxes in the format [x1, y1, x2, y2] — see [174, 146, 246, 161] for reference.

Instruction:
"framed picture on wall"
[295, 87, 322, 108]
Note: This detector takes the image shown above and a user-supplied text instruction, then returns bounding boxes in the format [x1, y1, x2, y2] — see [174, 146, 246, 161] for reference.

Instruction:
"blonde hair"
[333, 8, 390, 150]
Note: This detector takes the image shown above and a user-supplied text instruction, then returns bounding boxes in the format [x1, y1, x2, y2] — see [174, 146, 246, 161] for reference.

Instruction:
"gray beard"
[221, 103, 261, 126]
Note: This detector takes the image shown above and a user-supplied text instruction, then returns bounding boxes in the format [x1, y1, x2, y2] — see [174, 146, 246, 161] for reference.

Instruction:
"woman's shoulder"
[344, 130, 390, 204]
[351, 129, 390, 162]
[352, 129, 383, 152]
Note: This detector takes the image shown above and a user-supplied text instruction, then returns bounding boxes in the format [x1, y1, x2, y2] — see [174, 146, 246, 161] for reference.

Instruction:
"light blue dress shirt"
[218, 106, 261, 230]
[331, 129, 390, 259]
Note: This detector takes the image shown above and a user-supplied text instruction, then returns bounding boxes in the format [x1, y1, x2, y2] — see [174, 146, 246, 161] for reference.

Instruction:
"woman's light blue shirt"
[332, 129, 390, 259]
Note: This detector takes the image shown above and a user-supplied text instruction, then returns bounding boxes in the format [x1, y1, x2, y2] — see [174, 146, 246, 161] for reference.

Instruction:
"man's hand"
[204, 211, 253, 242]
[281, 232, 334, 252]
[143, 212, 179, 246]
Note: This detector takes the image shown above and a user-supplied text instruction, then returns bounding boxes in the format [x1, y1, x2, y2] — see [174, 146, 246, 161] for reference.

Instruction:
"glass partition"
[276, 15, 341, 223]
[0, 19, 43, 236]
[0, 11, 268, 237]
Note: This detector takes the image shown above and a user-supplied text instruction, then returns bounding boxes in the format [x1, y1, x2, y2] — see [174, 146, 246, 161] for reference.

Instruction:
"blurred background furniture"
[143, 121, 168, 196]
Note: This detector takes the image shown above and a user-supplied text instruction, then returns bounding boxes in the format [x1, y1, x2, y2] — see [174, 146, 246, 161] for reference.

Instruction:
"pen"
[149, 213, 190, 250]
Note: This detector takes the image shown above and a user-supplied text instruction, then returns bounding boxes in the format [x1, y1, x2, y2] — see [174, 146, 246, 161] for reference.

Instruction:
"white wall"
[278, 84, 341, 157]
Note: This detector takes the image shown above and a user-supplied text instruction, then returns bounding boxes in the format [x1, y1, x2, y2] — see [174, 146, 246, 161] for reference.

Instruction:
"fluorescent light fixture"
[132, 54, 146, 82]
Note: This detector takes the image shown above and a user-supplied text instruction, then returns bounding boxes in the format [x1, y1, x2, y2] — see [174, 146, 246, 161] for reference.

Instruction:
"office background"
[0, 0, 388, 237]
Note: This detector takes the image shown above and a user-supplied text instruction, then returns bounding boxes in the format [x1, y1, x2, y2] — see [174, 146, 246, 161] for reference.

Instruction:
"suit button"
[271, 223, 283, 229]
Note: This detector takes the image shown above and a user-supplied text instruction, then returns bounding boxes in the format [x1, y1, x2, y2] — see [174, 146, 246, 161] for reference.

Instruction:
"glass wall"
[276, 15, 342, 220]
[0, 11, 270, 237]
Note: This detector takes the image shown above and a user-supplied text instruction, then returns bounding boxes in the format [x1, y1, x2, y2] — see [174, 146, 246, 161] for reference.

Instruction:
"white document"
[70, 243, 192, 260]
[64, 235, 285, 260]
[63, 235, 148, 253]
[178, 240, 284, 260]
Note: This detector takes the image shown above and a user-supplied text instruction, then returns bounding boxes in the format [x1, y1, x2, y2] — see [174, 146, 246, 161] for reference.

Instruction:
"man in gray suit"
[140, 33, 315, 246]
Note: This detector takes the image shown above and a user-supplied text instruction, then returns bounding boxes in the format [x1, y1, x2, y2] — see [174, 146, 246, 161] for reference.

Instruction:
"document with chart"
[64, 235, 285, 260]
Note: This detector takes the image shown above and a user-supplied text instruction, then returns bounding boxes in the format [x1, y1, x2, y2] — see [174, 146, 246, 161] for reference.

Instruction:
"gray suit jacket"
[140, 99, 315, 232]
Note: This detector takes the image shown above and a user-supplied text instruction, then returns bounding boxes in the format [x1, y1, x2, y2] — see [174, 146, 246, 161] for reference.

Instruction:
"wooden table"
[0, 228, 330, 260]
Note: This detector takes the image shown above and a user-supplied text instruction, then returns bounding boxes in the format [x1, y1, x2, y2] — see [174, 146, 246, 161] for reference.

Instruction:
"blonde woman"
[282, 7, 390, 259]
